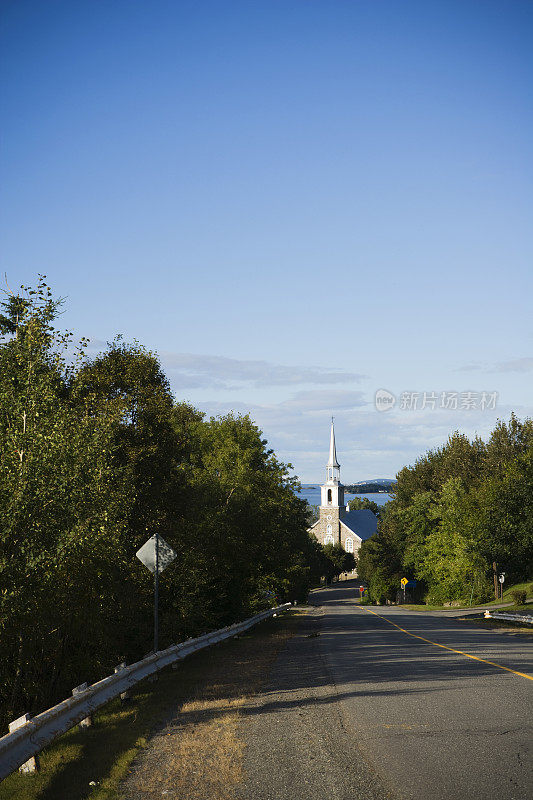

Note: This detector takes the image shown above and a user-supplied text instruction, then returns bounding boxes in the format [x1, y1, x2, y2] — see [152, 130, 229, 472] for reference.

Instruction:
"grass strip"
[466, 618, 533, 634]
[459, 606, 533, 634]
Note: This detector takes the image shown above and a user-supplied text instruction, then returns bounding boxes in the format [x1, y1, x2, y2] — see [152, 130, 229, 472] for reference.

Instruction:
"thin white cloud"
[456, 357, 533, 374]
[492, 357, 533, 373]
[76, 343, 367, 389]
[160, 351, 367, 389]
[280, 390, 367, 411]
[455, 362, 483, 372]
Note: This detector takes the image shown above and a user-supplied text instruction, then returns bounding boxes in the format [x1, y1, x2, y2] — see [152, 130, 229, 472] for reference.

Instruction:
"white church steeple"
[326, 417, 340, 483]
[320, 419, 344, 509]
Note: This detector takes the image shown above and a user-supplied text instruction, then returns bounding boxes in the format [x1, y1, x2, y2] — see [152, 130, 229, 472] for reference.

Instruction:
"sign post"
[359, 585, 365, 600]
[154, 533, 159, 653]
[400, 577, 408, 604]
[136, 533, 177, 653]
[498, 572, 505, 601]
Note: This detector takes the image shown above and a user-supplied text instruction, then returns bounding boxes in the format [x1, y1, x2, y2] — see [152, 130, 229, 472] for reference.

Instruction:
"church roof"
[327, 420, 340, 468]
[340, 510, 378, 541]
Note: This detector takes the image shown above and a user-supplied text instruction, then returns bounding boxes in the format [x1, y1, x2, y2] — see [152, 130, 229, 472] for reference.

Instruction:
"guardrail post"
[141, 651, 159, 683]
[72, 683, 93, 727]
[172, 639, 190, 669]
[114, 663, 131, 701]
[8, 715, 39, 773]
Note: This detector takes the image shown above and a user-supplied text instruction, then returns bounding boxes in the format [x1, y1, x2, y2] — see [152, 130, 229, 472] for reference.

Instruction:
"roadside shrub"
[510, 589, 527, 605]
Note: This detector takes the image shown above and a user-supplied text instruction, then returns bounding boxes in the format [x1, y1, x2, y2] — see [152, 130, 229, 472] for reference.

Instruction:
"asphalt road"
[241, 582, 533, 800]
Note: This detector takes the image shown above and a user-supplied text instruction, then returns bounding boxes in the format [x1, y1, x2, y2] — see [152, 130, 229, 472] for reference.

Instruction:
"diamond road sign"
[136, 535, 177, 574]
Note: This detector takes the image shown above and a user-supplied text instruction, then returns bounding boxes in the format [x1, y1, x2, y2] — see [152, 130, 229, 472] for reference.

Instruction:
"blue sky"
[2, 0, 532, 481]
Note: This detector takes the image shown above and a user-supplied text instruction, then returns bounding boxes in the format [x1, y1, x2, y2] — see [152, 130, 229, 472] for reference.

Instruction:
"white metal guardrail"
[484, 610, 533, 624]
[0, 602, 291, 782]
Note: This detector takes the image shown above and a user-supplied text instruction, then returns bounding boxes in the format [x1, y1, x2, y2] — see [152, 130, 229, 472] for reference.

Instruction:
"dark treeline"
[0, 279, 328, 728]
[357, 417, 533, 604]
[344, 481, 395, 494]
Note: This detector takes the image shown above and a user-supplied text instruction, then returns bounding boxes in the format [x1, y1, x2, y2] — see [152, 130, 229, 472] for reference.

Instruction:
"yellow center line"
[357, 606, 533, 682]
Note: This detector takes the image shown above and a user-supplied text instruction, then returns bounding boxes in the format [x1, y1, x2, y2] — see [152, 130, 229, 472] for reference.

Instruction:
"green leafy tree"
[0, 280, 127, 723]
[348, 497, 381, 516]
[178, 413, 313, 627]
[417, 479, 488, 604]
[75, 341, 206, 647]
[399, 490, 437, 594]
[471, 447, 533, 582]
[483, 414, 533, 475]
[321, 543, 356, 581]
[357, 534, 401, 603]
[357, 501, 404, 603]
[360, 417, 533, 605]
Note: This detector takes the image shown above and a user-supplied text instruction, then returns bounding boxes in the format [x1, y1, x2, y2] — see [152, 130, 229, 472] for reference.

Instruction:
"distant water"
[296, 484, 392, 507]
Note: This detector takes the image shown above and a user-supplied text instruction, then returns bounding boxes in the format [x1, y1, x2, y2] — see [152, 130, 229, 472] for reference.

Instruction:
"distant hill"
[344, 478, 396, 494]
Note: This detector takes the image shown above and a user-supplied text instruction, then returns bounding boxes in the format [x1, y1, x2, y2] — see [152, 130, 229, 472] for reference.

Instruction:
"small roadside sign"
[400, 577, 408, 588]
[136, 533, 177, 654]
[136, 535, 176, 574]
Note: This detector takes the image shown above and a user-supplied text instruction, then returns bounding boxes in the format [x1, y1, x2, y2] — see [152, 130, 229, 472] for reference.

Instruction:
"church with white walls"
[307, 421, 378, 574]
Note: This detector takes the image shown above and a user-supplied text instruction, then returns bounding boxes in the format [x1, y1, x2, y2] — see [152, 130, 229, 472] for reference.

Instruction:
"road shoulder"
[119, 614, 297, 800]
[238, 606, 396, 800]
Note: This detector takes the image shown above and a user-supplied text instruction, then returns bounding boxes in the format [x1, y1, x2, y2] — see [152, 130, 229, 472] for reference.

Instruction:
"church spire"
[327, 417, 340, 469]
[326, 418, 341, 483]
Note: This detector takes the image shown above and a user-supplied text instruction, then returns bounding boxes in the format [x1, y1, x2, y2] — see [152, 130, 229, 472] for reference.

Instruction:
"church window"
[327, 489, 332, 504]
[345, 537, 353, 553]
[327, 524, 332, 535]
[324, 534, 334, 545]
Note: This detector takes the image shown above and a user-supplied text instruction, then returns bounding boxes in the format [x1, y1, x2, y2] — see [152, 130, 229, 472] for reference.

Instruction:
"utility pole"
[493, 561, 498, 600]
